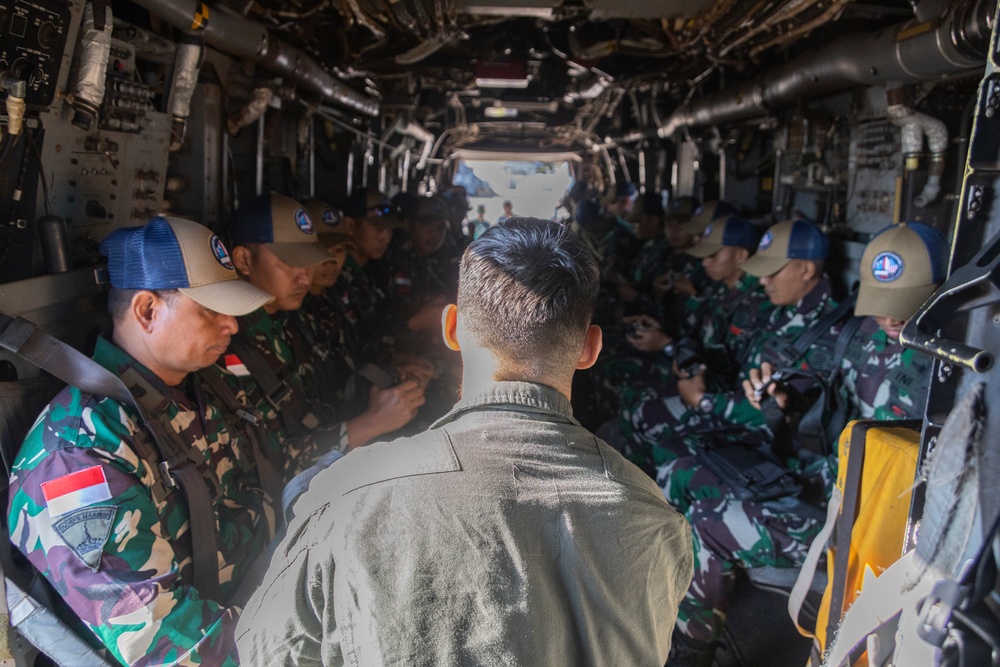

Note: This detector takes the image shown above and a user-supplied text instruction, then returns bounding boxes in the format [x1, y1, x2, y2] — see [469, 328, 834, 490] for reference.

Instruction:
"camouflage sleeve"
[714, 389, 767, 428]
[220, 370, 344, 483]
[8, 406, 240, 667]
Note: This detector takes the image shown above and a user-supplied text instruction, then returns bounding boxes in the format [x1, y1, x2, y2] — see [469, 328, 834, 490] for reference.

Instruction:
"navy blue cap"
[344, 187, 402, 226]
[615, 181, 637, 198]
[664, 196, 703, 222]
[740, 218, 829, 277]
[686, 214, 760, 258]
[101, 216, 274, 316]
[574, 197, 605, 227]
[678, 200, 739, 234]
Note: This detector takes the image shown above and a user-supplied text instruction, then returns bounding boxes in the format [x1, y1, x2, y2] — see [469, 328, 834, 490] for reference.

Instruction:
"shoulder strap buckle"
[266, 384, 293, 412]
[158, 461, 177, 488]
[236, 407, 261, 426]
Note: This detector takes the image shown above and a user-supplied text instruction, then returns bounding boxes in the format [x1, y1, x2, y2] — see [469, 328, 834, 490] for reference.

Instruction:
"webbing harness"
[196, 368, 284, 507]
[0, 312, 221, 600]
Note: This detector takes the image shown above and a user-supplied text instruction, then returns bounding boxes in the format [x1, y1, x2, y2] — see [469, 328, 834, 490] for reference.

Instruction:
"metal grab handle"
[898, 329, 993, 373]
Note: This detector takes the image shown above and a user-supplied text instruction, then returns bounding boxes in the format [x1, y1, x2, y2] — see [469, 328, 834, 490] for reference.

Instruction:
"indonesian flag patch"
[41, 466, 112, 518]
[224, 353, 250, 377]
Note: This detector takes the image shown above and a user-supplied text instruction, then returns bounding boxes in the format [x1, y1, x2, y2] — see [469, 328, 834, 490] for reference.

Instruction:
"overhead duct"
[395, 120, 435, 170]
[129, 0, 379, 117]
[609, 0, 989, 143]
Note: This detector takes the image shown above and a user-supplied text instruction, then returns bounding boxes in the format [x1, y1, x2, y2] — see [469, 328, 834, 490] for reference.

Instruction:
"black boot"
[665, 631, 715, 667]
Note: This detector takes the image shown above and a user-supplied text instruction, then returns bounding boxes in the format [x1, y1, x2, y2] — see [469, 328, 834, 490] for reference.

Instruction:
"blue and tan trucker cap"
[100, 216, 274, 316]
[856, 222, 947, 321]
[740, 219, 829, 277]
[686, 214, 760, 258]
[678, 200, 738, 235]
[231, 192, 332, 268]
[304, 198, 355, 250]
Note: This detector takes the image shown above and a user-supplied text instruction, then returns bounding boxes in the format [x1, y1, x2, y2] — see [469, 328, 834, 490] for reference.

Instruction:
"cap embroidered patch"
[224, 353, 250, 377]
[295, 208, 315, 234]
[759, 230, 774, 250]
[41, 466, 112, 518]
[322, 209, 340, 226]
[703, 224, 713, 238]
[210, 235, 235, 270]
[872, 251, 904, 282]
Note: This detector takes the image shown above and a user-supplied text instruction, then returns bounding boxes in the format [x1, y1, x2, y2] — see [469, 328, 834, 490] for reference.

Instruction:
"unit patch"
[872, 251, 904, 282]
[759, 230, 774, 250]
[52, 506, 117, 571]
[295, 208, 315, 234]
[322, 209, 340, 226]
[210, 235, 235, 270]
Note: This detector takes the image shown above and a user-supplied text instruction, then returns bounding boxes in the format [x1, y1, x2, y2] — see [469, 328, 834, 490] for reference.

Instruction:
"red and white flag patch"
[224, 354, 250, 377]
[41, 466, 113, 518]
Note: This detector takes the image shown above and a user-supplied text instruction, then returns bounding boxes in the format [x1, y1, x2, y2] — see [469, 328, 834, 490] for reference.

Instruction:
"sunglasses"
[367, 204, 395, 218]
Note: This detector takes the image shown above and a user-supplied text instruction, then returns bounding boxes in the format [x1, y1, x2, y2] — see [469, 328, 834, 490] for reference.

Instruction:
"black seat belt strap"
[0, 313, 168, 502]
[0, 312, 220, 602]
[197, 368, 284, 511]
[120, 368, 220, 602]
[827, 316, 865, 385]
[782, 293, 857, 367]
[227, 335, 293, 413]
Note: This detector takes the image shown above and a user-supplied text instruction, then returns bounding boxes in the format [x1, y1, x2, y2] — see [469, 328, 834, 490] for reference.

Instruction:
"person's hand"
[395, 358, 436, 390]
[677, 372, 707, 409]
[652, 272, 674, 298]
[741, 361, 788, 411]
[346, 381, 426, 447]
[672, 276, 697, 297]
[623, 315, 671, 351]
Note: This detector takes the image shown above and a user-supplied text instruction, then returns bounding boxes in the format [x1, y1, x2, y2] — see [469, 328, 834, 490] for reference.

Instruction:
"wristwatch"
[697, 394, 715, 414]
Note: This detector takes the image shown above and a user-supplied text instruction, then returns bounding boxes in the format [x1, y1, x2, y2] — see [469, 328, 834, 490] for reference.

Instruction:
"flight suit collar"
[430, 381, 580, 429]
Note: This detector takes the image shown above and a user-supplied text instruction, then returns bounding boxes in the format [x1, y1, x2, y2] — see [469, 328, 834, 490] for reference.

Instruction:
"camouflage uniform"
[661, 315, 932, 648]
[338, 255, 395, 364]
[578, 219, 642, 326]
[620, 273, 797, 469]
[288, 289, 355, 410]
[386, 241, 459, 318]
[594, 274, 769, 429]
[232, 308, 346, 481]
[7, 337, 274, 667]
[662, 253, 713, 331]
[632, 237, 672, 297]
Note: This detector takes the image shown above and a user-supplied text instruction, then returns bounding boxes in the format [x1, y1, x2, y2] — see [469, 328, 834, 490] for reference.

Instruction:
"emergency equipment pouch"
[698, 442, 802, 502]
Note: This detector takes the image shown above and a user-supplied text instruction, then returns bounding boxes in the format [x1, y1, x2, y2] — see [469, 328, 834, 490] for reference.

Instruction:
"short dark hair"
[107, 287, 179, 324]
[458, 217, 599, 371]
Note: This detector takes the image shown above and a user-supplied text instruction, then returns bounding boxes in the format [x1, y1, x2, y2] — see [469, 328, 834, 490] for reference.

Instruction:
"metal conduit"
[129, 0, 379, 117]
[609, 0, 990, 143]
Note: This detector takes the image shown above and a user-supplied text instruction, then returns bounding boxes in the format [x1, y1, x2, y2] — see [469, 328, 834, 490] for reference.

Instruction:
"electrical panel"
[37, 36, 170, 249]
[0, 0, 72, 109]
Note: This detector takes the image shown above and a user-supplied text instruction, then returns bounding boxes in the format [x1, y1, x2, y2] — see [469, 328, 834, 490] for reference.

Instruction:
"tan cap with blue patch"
[855, 222, 947, 321]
